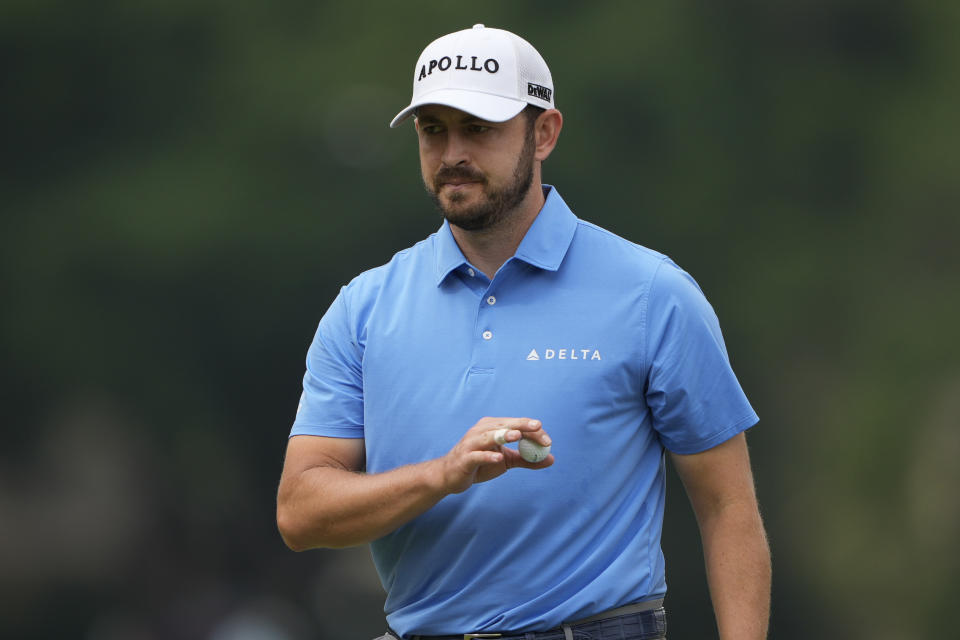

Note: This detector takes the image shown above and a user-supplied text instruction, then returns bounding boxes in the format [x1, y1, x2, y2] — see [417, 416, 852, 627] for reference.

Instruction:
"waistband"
[394, 599, 666, 640]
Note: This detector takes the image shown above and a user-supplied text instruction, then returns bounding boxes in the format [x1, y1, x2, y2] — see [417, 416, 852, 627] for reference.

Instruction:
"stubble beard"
[425, 129, 536, 232]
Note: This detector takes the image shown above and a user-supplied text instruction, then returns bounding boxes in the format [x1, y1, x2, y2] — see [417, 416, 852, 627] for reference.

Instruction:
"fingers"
[478, 418, 554, 469]
[466, 449, 504, 466]
[440, 417, 554, 493]
[479, 417, 547, 448]
[478, 418, 553, 470]
[524, 428, 552, 447]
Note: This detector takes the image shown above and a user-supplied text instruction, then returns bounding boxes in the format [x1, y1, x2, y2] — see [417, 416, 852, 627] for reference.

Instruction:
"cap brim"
[389, 89, 527, 128]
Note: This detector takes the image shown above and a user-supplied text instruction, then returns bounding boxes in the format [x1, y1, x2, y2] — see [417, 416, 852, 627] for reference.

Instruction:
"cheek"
[418, 153, 437, 190]
[418, 142, 438, 171]
[419, 154, 433, 181]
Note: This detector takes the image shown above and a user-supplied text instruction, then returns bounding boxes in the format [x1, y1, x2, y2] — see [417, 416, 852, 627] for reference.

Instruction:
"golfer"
[277, 24, 770, 640]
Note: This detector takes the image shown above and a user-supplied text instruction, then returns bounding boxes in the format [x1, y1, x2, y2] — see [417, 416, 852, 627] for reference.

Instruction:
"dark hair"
[522, 104, 546, 131]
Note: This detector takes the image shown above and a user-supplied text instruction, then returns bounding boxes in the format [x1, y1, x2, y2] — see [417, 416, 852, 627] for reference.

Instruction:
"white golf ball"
[518, 438, 551, 463]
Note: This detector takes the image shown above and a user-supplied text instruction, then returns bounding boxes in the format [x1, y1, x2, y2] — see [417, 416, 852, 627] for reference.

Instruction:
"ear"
[533, 109, 563, 162]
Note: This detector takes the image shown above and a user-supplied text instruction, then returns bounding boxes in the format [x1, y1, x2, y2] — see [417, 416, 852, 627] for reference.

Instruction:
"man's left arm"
[670, 431, 771, 640]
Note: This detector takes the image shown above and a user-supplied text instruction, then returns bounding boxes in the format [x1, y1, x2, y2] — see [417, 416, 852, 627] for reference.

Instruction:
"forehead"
[415, 104, 497, 124]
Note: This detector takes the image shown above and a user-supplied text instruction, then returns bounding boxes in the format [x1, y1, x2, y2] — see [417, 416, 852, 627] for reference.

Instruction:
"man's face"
[415, 105, 536, 231]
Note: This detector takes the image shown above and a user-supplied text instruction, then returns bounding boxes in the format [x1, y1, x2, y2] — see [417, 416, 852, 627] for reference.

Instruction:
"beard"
[425, 129, 536, 232]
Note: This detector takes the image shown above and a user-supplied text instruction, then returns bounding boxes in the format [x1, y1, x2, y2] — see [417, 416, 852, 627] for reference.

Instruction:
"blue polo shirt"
[292, 186, 758, 636]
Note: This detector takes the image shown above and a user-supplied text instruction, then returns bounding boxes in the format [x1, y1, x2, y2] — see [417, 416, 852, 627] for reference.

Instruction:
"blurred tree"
[1, 1, 957, 638]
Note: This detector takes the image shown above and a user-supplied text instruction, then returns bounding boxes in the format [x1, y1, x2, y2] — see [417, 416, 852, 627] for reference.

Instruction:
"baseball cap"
[390, 24, 554, 128]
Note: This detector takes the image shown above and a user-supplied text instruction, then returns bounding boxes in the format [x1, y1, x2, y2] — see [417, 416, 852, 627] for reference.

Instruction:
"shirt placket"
[460, 265, 498, 377]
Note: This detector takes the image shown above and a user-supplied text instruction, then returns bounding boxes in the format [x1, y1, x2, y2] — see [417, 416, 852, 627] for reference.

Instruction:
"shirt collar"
[434, 220, 468, 286]
[433, 185, 578, 286]
[513, 185, 578, 271]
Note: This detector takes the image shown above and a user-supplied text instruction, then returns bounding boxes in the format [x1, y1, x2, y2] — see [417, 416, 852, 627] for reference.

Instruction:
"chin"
[441, 189, 483, 213]
[443, 205, 501, 231]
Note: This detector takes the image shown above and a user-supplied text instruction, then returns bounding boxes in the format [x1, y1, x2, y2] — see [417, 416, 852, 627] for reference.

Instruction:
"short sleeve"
[644, 260, 758, 454]
[290, 289, 365, 438]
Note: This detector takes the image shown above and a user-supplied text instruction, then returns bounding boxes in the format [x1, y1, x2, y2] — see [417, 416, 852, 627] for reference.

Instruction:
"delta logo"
[525, 348, 602, 361]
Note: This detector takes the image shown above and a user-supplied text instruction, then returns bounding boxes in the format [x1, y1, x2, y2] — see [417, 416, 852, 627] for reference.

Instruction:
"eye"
[420, 124, 443, 135]
[466, 124, 491, 134]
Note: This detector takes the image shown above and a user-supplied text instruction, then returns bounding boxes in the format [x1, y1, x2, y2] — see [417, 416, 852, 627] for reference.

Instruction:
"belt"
[393, 599, 666, 640]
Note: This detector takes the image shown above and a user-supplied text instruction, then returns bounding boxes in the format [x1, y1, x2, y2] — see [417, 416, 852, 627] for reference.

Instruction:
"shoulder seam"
[574, 219, 666, 260]
[344, 232, 439, 287]
[642, 256, 671, 378]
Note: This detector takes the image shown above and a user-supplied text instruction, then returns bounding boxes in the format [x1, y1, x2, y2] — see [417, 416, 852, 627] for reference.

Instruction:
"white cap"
[390, 24, 554, 128]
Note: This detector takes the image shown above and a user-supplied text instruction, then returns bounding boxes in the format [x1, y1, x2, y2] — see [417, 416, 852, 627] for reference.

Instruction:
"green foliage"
[2, 1, 958, 638]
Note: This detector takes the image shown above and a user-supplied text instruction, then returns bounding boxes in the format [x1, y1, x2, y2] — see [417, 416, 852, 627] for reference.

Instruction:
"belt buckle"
[463, 635, 501, 639]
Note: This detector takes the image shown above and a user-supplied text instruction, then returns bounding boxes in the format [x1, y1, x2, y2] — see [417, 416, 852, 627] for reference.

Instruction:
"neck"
[449, 182, 546, 280]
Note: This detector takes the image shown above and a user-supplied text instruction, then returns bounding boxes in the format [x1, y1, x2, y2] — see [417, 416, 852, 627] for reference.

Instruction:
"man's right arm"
[276, 417, 552, 550]
[276, 434, 446, 550]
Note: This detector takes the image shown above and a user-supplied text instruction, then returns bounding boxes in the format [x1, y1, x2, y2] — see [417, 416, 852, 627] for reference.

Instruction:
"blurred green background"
[2, 0, 958, 638]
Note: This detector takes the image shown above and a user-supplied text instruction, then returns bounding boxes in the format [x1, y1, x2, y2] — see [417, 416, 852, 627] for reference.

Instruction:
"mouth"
[435, 169, 485, 193]
[441, 181, 480, 191]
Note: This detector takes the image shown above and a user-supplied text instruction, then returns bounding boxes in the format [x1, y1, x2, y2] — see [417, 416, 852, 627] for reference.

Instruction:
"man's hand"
[278, 417, 553, 550]
[436, 417, 554, 494]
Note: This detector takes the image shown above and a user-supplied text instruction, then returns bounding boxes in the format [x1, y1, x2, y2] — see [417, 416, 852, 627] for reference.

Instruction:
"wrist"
[420, 457, 453, 498]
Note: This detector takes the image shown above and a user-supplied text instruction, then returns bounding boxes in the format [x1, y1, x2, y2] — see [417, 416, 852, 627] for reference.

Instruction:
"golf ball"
[518, 438, 551, 463]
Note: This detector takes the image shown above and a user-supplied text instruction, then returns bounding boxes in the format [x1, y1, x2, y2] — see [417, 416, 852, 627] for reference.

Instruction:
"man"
[277, 24, 770, 640]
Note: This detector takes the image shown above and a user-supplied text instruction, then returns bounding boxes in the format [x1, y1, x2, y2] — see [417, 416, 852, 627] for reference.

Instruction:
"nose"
[440, 130, 469, 167]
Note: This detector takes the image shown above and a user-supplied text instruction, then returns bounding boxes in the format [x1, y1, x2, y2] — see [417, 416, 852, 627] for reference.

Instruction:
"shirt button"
[486, 296, 496, 305]
[482, 330, 493, 340]
[467, 268, 476, 277]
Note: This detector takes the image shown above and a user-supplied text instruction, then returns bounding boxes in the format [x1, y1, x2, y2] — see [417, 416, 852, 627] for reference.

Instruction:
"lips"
[435, 168, 485, 191]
